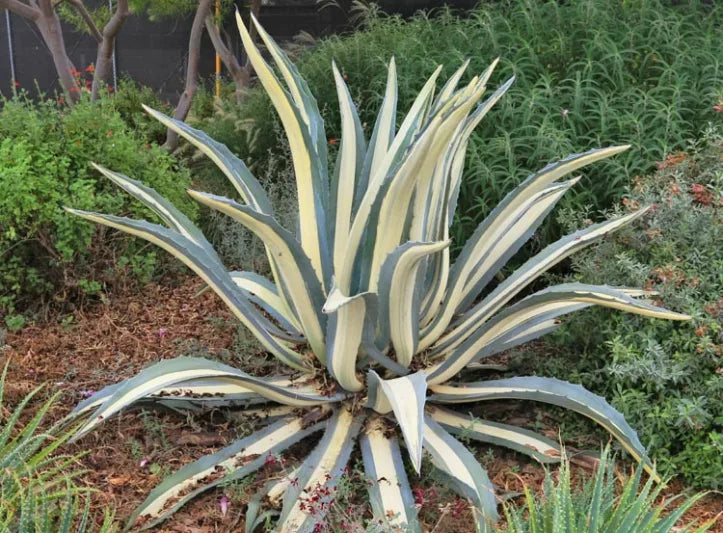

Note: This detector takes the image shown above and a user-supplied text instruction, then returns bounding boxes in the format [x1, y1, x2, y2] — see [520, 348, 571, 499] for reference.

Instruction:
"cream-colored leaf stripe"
[337, 65, 443, 293]
[72, 357, 344, 440]
[428, 405, 561, 464]
[431, 207, 651, 367]
[188, 191, 327, 361]
[429, 377, 657, 479]
[363, 57, 397, 188]
[360, 423, 419, 531]
[236, 12, 327, 284]
[229, 271, 302, 332]
[65, 209, 305, 370]
[277, 408, 362, 532]
[423, 417, 498, 528]
[379, 241, 450, 367]
[322, 287, 370, 392]
[428, 281, 689, 384]
[331, 60, 363, 274]
[368, 371, 427, 473]
[129, 416, 324, 529]
[420, 179, 578, 351]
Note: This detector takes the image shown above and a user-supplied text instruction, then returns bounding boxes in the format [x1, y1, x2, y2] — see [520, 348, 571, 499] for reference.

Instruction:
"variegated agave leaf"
[65, 12, 690, 531]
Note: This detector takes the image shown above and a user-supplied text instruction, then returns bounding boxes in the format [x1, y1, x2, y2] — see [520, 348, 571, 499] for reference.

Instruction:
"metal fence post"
[109, 0, 117, 91]
[5, 9, 16, 86]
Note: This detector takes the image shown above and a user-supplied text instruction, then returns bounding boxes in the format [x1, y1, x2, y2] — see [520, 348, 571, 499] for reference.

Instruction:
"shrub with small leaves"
[0, 90, 196, 315]
[528, 125, 722, 488]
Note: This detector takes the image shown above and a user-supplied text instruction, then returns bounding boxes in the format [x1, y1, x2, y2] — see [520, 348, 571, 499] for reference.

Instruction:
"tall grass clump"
[194, 0, 721, 253]
[499, 446, 715, 533]
[0, 364, 116, 531]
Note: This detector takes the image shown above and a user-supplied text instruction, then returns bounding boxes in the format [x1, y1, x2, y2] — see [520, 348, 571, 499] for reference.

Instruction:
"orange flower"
[656, 152, 686, 170]
[85, 64, 95, 73]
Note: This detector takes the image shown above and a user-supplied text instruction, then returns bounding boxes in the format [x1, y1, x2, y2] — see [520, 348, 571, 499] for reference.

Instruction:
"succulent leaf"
[427, 405, 562, 464]
[129, 416, 325, 530]
[277, 407, 364, 532]
[71, 357, 345, 440]
[423, 416, 498, 531]
[367, 370, 428, 473]
[360, 422, 420, 532]
[429, 377, 656, 478]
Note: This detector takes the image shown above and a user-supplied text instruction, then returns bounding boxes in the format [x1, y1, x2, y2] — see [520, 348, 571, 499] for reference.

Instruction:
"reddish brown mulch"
[2, 277, 721, 532]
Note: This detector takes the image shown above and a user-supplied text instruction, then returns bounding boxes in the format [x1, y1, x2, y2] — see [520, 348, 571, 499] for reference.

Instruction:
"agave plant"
[65, 13, 690, 532]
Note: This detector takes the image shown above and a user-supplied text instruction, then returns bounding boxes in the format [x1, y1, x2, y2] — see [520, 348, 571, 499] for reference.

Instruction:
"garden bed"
[3, 277, 720, 532]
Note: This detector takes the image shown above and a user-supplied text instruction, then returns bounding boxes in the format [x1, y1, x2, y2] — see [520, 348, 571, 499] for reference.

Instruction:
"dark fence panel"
[1, 0, 476, 101]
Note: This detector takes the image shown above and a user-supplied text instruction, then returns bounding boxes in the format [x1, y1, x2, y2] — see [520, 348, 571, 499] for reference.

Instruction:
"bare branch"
[37, 0, 54, 16]
[164, 0, 213, 150]
[67, 0, 102, 42]
[205, 15, 241, 74]
[102, 0, 127, 37]
[90, 0, 129, 100]
[0, 0, 40, 20]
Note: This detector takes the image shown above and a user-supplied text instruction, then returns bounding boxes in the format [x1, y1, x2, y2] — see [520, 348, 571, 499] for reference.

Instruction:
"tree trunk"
[91, 0, 129, 101]
[164, 0, 213, 151]
[205, 0, 260, 103]
[205, 18, 246, 103]
[0, 0, 81, 101]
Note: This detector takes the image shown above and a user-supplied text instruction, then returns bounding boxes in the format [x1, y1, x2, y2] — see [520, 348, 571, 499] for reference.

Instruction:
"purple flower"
[158, 327, 169, 339]
[139, 458, 149, 468]
[219, 495, 230, 516]
[81, 390, 95, 398]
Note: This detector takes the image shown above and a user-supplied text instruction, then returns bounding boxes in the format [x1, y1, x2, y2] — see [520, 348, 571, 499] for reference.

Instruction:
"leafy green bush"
[0, 91, 196, 314]
[109, 78, 173, 144]
[525, 125, 722, 488]
[499, 446, 714, 533]
[193, 0, 721, 254]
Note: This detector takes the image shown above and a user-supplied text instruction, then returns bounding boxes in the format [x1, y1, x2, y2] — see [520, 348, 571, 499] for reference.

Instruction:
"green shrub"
[0, 91, 196, 314]
[525, 125, 722, 488]
[499, 446, 714, 533]
[193, 0, 721, 254]
[109, 77, 173, 144]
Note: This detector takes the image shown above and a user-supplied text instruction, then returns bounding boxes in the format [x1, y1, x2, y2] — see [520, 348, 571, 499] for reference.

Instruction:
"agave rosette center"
[66, 13, 690, 532]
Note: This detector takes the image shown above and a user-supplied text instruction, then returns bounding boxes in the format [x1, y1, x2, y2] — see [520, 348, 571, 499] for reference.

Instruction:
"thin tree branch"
[90, 0, 128, 100]
[37, 0, 54, 17]
[67, 0, 102, 42]
[164, 0, 213, 150]
[102, 0, 127, 37]
[0, 0, 40, 20]
[205, 15, 241, 74]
